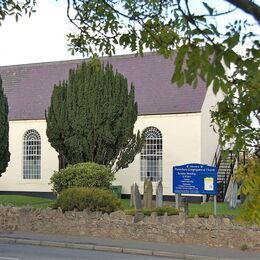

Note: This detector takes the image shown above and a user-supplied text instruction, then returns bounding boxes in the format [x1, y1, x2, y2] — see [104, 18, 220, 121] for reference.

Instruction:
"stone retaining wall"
[0, 206, 259, 251]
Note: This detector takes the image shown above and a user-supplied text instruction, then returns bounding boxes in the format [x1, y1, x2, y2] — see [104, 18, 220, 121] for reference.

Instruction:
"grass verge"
[0, 195, 53, 208]
[0, 196, 242, 217]
[188, 202, 241, 217]
[121, 199, 241, 217]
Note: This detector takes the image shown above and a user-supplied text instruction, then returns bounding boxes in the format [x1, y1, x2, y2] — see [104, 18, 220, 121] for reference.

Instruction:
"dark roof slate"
[0, 53, 207, 120]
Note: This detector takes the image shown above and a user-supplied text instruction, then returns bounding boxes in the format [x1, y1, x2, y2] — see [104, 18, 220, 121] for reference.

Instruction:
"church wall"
[2, 110, 218, 196]
[114, 113, 202, 195]
[0, 120, 58, 192]
[200, 86, 224, 166]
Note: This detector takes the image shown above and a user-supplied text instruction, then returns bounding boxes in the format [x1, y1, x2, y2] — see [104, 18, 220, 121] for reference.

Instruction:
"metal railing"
[212, 144, 222, 168]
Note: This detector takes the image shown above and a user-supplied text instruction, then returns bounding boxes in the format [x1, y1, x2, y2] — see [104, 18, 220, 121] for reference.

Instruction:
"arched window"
[140, 127, 162, 182]
[23, 129, 41, 179]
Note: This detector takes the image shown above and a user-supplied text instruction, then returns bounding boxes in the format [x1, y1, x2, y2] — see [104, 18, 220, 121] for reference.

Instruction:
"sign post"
[214, 195, 217, 215]
[175, 194, 179, 209]
[173, 164, 218, 215]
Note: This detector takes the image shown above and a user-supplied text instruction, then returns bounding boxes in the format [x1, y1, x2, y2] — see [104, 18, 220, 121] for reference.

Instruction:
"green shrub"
[142, 208, 153, 216]
[240, 244, 249, 251]
[124, 206, 179, 216]
[50, 162, 114, 194]
[197, 212, 210, 218]
[124, 209, 138, 216]
[154, 206, 179, 216]
[234, 156, 260, 225]
[55, 187, 123, 213]
[124, 208, 152, 216]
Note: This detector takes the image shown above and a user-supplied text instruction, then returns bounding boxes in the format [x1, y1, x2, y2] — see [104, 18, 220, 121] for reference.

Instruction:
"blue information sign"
[173, 164, 217, 195]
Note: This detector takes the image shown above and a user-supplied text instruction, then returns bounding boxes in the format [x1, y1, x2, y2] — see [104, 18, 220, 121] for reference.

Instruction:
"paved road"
[0, 244, 179, 260]
[1, 231, 260, 260]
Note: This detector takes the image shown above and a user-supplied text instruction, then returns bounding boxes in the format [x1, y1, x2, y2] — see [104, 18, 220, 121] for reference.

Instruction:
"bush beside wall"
[50, 162, 114, 194]
[54, 187, 122, 213]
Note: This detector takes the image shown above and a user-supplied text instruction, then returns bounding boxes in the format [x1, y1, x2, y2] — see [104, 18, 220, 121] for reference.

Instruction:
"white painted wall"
[114, 113, 201, 195]
[2, 105, 220, 196]
[200, 86, 224, 166]
[0, 120, 58, 192]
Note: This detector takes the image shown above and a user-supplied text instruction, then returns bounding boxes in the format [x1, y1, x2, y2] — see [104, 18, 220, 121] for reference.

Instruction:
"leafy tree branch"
[64, 0, 259, 154]
[1, 0, 259, 153]
[226, 0, 260, 22]
[0, 0, 36, 25]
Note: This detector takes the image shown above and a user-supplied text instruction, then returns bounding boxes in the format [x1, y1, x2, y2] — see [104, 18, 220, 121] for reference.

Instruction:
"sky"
[0, 0, 83, 66]
[0, 0, 259, 66]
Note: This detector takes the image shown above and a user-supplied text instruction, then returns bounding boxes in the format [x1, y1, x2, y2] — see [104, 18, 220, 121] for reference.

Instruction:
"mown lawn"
[0, 196, 241, 217]
[0, 195, 53, 208]
[121, 199, 131, 209]
[188, 202, 241, 217]
[121, 199, 241, 217]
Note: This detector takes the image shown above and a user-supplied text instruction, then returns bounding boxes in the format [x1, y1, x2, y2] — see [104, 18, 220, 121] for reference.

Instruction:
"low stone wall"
[0, 206, 259, 251]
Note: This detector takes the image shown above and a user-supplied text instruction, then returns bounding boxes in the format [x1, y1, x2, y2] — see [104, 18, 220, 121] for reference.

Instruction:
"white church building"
[0, 53, 223, 197]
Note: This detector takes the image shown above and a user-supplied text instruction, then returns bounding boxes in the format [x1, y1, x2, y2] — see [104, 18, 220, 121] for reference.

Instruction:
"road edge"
[0, 237, 237, 260]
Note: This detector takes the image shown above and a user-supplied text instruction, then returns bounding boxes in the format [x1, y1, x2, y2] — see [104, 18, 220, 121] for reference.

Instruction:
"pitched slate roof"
[0, 53, 207, 120]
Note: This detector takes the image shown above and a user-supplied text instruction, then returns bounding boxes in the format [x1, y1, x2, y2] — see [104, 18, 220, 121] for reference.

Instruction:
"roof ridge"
[0, 52, 157, 69]
[1, 53, 207, 121]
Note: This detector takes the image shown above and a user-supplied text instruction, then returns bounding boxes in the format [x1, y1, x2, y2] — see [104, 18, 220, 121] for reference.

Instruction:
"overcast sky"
[0, 0, 83, 66]
[0, 0, 259, 66]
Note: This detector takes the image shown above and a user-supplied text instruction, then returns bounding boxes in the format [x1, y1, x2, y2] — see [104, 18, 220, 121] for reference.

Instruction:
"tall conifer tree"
[0, 76, 10, 176]
[46, 60, 142, 172]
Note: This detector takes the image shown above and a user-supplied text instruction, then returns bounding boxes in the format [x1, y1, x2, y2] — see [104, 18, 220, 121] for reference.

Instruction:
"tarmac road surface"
[0, 243, 179, 260]
[0, 231, 260, 260]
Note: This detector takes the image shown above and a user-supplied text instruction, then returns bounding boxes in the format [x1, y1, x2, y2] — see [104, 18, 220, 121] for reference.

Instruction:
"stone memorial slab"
[143, 179, 153, 209]
[156, 179, 163, 208]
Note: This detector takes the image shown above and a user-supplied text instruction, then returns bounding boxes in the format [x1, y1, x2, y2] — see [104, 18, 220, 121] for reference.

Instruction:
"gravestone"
[156, 179, 163, 208]
[130, 183, 134, 207]
[143, 179, 153, 209]
[130, 182, 142, 209]
[230, 180, 238, 208]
